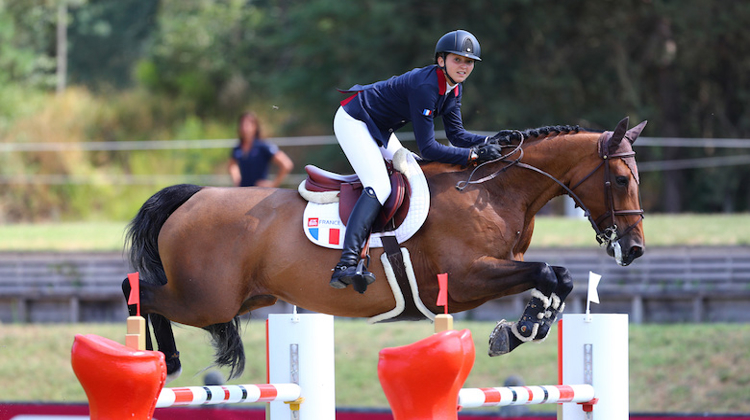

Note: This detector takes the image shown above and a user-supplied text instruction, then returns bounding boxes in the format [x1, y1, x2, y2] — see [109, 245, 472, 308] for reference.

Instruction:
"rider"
[330, 29, 505, 292]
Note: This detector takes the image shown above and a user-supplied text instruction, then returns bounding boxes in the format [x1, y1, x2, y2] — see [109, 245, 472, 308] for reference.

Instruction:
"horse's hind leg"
[121, 278, 182, 383]
[489, 263, 560, 356]
[150, 314, 182, 383]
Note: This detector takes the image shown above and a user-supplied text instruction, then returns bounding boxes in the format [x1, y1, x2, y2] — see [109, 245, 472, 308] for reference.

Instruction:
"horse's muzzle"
[607, 239, 644, 266]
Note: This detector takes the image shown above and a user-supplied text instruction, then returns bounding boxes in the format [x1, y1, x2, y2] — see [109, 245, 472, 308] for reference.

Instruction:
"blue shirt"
[340, 65, 486, 165]
[231, 140, 278, 187]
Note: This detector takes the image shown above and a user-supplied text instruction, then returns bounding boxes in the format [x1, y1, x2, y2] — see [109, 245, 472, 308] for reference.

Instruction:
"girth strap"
[380, 236, 426, 321]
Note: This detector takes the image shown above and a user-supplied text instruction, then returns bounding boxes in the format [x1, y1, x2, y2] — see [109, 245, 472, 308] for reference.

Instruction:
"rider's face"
[438, 53, 475, 85]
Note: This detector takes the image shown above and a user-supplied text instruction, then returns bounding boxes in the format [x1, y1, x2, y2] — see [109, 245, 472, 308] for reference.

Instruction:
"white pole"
[267, 313, 336, 420]
[560, 313, 629, 420]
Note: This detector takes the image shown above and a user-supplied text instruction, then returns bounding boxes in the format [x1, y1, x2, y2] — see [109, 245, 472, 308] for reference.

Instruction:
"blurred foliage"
[0, 88, 238, 222]
[67, 0, 159, 89]
[1, 0, 750, 221]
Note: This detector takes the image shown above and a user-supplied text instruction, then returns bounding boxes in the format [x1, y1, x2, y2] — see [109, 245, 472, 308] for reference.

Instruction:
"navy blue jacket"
[340, 65, 487, 165]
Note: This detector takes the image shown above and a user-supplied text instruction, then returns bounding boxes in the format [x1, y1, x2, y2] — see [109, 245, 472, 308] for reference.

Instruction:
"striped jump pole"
[155, 383, 302, 408]
[458, 384, 595, 408]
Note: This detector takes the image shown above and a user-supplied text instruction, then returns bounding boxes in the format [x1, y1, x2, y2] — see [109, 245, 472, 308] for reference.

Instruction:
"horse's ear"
[625, 120, 648, 145]
[607, 117, 630, 155]
[612, 117, 629, 141]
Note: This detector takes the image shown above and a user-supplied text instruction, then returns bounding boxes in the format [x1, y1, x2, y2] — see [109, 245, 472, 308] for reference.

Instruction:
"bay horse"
[123, 117, 647, 381]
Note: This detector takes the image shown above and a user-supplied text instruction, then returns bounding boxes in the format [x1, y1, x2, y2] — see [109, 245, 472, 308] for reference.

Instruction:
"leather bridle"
[567, 137, 644, 247]
[456, 132, 644, 249]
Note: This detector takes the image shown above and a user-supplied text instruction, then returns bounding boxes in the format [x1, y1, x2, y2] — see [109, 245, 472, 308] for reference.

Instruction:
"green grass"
[1, 320, 749, 413]
[2, 214, 750, 251]
[0, 221, 128, 251]
[530, 213, 750, 248]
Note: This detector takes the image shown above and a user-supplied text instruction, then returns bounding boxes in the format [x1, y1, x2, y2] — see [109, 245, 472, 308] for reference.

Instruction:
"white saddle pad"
[300, 149, 429, 249]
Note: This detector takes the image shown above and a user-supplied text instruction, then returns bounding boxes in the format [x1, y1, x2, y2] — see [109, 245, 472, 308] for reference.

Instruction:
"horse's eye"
[615, 176, 629, 187]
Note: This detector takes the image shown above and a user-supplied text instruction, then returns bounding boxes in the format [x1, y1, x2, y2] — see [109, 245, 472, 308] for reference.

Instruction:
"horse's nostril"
[630, 246, 644, 259]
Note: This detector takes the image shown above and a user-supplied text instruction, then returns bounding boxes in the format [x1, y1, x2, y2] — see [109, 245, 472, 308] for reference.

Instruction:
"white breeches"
[334, 106, 400, 205]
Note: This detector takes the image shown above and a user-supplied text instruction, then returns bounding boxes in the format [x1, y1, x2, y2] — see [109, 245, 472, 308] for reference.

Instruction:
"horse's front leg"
[534, 265, 573, 341]
[447, 258, 562, 356]
[488, 264, 573, 356]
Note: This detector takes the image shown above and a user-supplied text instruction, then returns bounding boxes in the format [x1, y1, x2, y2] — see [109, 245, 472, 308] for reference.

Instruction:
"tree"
[67, 0, 159, 89]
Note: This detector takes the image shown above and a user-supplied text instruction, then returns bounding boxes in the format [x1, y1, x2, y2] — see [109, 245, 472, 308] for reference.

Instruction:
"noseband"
[456, 132, 644, 249]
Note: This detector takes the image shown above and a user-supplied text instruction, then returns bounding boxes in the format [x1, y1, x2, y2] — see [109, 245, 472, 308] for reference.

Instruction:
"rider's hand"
[472, 143, 503, 163]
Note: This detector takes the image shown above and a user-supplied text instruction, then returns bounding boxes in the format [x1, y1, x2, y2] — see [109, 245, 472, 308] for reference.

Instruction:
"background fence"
[1, 246, 748, 324]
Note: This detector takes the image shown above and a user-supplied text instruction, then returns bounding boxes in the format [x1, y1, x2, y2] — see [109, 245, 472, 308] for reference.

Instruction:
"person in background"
[228, 112, 294, 187]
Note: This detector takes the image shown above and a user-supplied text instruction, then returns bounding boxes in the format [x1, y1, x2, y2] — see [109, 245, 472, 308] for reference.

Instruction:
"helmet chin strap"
[438, 53, 458, 86]
[442, 68, 457, 86]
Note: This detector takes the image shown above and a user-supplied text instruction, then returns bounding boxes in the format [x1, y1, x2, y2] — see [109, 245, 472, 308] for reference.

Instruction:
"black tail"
[125, 184, 203, 285]
[126, 184, 246, 379]
[204, 319, 245, 379]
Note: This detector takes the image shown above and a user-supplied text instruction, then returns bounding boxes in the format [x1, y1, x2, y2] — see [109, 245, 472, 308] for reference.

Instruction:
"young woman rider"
[330, 29, 505, 292]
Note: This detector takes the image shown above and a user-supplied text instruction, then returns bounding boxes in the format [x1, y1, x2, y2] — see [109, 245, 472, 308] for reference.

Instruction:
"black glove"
[473, 143, 503, 163]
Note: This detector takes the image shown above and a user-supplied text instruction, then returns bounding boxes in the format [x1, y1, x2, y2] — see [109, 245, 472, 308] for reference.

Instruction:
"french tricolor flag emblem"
[329, 228, 340, 245]
[422, 109, 432, 116]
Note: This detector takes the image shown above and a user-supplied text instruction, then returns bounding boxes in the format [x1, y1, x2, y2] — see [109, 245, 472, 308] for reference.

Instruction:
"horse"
[123, 117, 647, 381]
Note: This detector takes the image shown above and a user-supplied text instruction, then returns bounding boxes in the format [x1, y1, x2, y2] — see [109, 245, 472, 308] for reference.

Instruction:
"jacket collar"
[436, 67, 460, 97]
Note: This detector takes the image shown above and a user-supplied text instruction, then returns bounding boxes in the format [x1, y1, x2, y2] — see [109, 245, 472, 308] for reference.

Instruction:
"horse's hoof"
[164, 353, 182, 384]
[165, 365, 182, 384]
[488, 320, 513, 356]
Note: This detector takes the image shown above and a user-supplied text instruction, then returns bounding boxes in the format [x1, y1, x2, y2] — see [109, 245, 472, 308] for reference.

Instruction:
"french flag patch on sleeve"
[422, 109, 433, 116]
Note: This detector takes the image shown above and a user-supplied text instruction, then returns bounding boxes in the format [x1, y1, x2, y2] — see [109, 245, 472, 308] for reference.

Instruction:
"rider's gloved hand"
[471, 143, 503, 164]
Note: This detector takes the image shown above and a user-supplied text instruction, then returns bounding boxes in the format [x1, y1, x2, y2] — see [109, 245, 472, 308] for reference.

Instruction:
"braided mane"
[492, 124, 600, 145]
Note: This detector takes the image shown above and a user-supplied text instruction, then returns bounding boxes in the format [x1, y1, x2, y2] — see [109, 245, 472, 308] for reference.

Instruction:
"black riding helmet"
[434, 30, 482, 62]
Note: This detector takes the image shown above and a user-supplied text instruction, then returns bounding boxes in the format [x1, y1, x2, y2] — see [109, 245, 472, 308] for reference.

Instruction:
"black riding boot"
[330, 187, 382, 293]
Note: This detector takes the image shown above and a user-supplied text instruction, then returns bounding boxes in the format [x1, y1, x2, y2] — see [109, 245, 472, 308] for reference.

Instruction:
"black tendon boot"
[534, 292, 566, 341]
[330, 187, 382, 293]
[488, 289, 551, 356]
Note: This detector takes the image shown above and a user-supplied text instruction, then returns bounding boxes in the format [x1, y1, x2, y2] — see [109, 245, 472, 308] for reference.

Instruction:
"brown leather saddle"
[303, 161, 411, 232]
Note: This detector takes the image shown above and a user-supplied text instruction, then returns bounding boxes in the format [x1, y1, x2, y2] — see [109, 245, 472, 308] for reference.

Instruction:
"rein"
[455, 132, 525, 191]
[455, 134, 644, 249]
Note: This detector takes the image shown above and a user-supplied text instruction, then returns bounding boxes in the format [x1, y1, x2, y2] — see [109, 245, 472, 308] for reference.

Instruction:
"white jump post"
[267, 312, 336, 420]
[559, 313, 629, 420]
